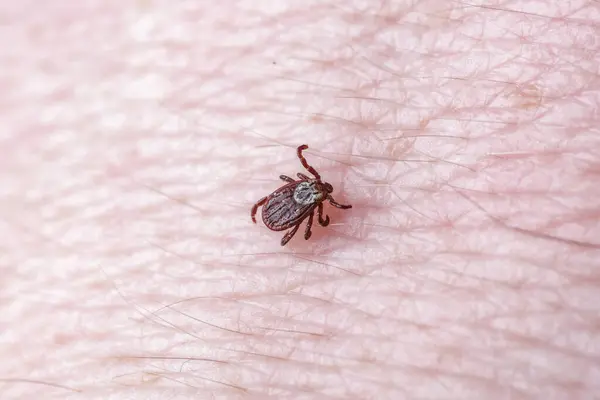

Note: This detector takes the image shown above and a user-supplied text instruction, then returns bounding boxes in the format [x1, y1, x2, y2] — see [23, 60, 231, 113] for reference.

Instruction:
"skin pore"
[1, 1, 600, 399]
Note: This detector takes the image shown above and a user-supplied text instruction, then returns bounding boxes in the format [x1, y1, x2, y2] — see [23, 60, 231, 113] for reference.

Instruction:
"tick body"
[251, 145, 352, 246]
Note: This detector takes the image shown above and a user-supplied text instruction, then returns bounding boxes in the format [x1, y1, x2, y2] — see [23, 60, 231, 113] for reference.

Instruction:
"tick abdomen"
[262, 184, 312, 231]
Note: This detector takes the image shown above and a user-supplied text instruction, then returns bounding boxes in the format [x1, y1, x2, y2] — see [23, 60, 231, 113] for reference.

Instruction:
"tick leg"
[281, 224, 300, 246]
[304, 211, 314, 240]
[297, 173, 310, 180]
[251, 196, 267, 223]
[297, 145, 321, 180]
[328, 195, 352, 209]
[317, 203, 330, 226]
[279, 175, 295, 183]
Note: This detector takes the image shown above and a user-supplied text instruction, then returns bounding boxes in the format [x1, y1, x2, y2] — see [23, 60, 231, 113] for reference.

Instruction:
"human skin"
[1, 0, 600, 399]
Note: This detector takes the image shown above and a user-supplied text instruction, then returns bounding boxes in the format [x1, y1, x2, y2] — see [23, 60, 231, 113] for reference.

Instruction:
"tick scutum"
[293, 181, 325, 205]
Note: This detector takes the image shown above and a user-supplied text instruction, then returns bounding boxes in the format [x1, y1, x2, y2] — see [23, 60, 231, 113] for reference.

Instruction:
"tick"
[251, 144, 352, 246]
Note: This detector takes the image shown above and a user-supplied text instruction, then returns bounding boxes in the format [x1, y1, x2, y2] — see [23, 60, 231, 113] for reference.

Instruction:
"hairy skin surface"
[1, 1, 600, 399]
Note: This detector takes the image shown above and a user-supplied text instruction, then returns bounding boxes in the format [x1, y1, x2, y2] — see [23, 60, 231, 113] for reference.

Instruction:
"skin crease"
[1, 0, 600, 399]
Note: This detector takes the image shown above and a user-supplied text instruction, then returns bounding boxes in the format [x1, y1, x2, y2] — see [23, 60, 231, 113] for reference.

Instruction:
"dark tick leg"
[296, 145, 321, 180]
[251, 196, 267, 223]
[317, 203, 330, 226]
[297, 173, 310, 180]
[304, 211, 314, 240]
[279, 175, 295, 183]
[328, 196, 352, 209]
[281, 224, 300, 246]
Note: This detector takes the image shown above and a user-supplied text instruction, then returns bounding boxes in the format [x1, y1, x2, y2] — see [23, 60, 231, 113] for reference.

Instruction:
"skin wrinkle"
[0, 0, 599, 399]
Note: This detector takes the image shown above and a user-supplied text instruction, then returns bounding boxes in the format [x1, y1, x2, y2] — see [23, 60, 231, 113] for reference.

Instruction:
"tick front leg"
[279, 175, 295, 183]
[297, 173, 310, 180]
[317, 203, 330, 226]
[328, 196, 352, 209]
[251, 196, 267, 223]
[296, 145, 321, 180]
[281, 224, 300, 246]
[304, 211, 314, 240]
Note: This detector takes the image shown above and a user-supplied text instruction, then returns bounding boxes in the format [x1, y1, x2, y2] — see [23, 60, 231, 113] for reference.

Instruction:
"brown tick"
[251, 144, 352, 246]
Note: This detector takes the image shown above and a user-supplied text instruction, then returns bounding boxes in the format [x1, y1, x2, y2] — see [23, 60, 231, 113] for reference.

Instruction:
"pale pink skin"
[1, 1, 599, 399]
